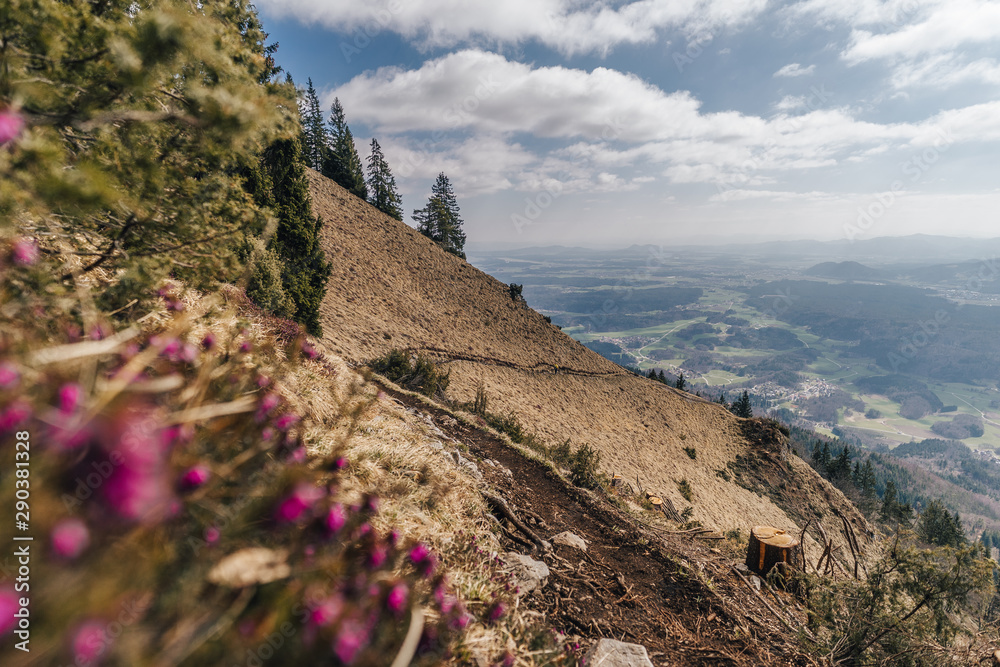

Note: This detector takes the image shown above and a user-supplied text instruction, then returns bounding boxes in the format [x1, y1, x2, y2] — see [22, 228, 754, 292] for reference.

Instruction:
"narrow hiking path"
[379, 383, 819, 667]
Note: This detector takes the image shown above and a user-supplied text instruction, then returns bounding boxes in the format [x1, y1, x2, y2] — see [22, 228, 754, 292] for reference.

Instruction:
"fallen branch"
[482, 490, 547, 552]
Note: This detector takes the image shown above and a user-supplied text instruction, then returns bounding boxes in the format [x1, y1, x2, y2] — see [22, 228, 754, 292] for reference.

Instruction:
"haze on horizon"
[257, 0, 1000, 247]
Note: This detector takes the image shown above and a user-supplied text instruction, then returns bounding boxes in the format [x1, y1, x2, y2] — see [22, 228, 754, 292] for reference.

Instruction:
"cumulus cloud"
[328, 49, 1000, 200]
[774, 63, 815, 77]
[257, 0, 769, 55]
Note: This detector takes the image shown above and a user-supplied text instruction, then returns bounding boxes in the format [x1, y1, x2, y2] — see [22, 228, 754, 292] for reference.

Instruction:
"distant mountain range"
[470, 234, 1000, 265]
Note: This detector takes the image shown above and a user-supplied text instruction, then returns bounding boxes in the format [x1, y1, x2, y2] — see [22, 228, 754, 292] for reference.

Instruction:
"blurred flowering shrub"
[0, 258, 474, 666]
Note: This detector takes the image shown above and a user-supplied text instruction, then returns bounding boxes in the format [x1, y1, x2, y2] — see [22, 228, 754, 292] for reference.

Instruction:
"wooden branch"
[482, 490, 546, 552]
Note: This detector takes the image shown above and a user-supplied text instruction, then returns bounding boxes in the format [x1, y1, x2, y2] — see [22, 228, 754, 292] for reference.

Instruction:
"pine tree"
[414, 172, 466, 258]
[366, 139, 403, 220]
[298, 78, 327, 171]
[732, 390, 753, 418]
[249, 135, 332, 335]
[674, 373, 686, 391]
[881, 479, 899, 522]
[321, 98, 368, 200]
[659, 370, 668, 384]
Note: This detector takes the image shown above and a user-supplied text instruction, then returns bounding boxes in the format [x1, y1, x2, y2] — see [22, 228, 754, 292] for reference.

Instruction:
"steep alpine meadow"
[308, 168, 870, 557]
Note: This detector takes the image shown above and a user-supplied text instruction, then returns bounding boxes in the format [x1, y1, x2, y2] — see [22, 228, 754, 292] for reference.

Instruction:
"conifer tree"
[366, 139, 403, 220]
[732, 390, 753, 418]
[414, 172, 466, 258]
[299, 78, 327, 171]
[674, 373, 686, 391]
[321, 98, 368, 200]
[255, 136, 332, 335]
[881, 479, 899, 522]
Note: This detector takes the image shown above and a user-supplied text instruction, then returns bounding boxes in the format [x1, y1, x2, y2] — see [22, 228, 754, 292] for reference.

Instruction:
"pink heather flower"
[301, 340, 318, 359]
[363, 495, 379, 513]
[160, 338, 181, 360]
[205, 526, 220, 544]
[0, 110, 25, 145]
[12, 239, 39, 266]
[0, 590, 18, 635]
[201, 332, 216, 350]
[180, 465, 211, 490]
[58, 383, 82, 415]
[275, 483, 323, 523]
[255, 393, 280, 422]
[388, 530, 399, 547]
[51, 518, 90, 559]
[261, 427, 275, 441]
[239, 340, 252, 353]
[434, 584, 456, 614]
[72, 620, 109, 665]
[256, 375, 271, 388]
[366, 544, 387, 570]
[386, 583, 408, 616]
[449, 606, 471, 630]
[274, 413, 299, 431]
[102, 409, 175, 522]
[308, 595, 344, 629]
[487, 601, 506, 624]
[0, 400, 31, 433]
[334, 457, 348, 470]
[166, 297, 185, 312]
[409, 543, 430, 566]
[325, 503, 347, 534]
[0, 362, 19, 390]
[333, 618, 368, 665]
[179, 344, 197, 364]
[89, 323, 111, 341]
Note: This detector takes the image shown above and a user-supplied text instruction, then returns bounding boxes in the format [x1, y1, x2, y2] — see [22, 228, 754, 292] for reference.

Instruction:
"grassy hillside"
[307, 169, 870, 558]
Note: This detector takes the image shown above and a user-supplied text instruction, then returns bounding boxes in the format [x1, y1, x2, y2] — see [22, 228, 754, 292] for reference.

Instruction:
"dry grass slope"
[308, 169, 870, 559]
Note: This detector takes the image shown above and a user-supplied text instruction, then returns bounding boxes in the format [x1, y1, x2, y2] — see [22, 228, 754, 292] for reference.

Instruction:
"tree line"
[298, 82, 466, 258]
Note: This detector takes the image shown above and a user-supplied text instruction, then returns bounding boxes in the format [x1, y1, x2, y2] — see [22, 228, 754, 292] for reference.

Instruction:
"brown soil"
[383, 384, 821, 666]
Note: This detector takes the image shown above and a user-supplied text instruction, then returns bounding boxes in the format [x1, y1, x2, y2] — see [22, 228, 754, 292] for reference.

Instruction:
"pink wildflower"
[333, 617, 368, 665]
[239, 340, 252, 353]
[51, 518, 90, 559]
[275, 483, 323, 523]
[205, 526, 220, 544]
[274, 412, 299, 431]
[12, 239, 38, 266]
[386, 582, 408, 616]
[311, 596, 344, 632]
[0, 110, 25, 145]
[180, 465, 211, 490]
[0, 589, 18, 635]
[201, 332, 216, 350]
[325, 503, 347, 534]
[72, 620, 109, 665]
[487, 601, 506, 624]
[255, 393, 280, 422]
[0, 400, 31, 433]
[366, 544, 387, 570]
[102, 408, 175, 522]
[0, 362, 19, 390]
[58, 383, 82, 415]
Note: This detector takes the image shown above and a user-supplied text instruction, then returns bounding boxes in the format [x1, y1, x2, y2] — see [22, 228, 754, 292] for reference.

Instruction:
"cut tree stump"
[745, 525, 799, 577]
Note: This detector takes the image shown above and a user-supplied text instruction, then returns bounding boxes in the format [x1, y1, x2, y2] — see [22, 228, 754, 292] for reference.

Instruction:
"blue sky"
[256, 0, 1000, 247]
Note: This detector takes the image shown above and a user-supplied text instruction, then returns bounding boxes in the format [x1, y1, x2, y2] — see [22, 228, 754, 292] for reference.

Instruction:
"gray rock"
[502, 552, 550, 595]
[455, 454, 483, 481]
[584, 639, 653, 667]
[552, 531, 588, 552]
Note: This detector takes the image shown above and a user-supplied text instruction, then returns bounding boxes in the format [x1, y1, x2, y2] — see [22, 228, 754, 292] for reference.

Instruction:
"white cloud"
[258, 0, 769, 56]
[774, 63, 815, 77]
[890, 55, 1000, 89]
[841, 0, 1000, 64]
[332, 50, 1000, 196]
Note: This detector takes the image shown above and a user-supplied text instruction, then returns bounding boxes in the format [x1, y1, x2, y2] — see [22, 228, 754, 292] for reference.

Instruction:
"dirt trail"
[382, 384, 820, 667]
